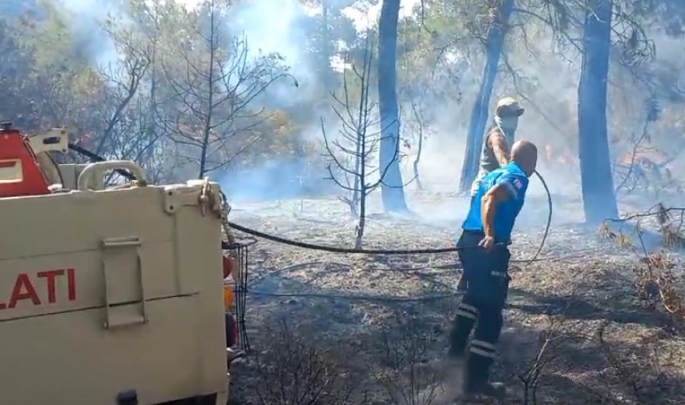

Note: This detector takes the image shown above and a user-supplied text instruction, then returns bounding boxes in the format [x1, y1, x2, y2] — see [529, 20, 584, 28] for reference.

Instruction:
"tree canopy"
[1, 0, 683, 209]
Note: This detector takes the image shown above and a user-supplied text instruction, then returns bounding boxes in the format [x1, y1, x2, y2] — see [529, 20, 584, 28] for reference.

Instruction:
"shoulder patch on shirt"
[513, 178, 523, 189]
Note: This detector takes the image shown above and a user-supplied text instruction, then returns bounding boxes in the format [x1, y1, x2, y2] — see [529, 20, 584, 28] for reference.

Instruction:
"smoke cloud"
[59, 0, 120, 67]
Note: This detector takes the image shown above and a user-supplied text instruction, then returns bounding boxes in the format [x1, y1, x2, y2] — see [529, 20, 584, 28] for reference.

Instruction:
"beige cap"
[496, 97, 525, 116]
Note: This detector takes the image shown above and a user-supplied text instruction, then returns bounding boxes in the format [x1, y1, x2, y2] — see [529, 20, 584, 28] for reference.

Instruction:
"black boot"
[462, 350, 505, 400]
[447, 304, 477, 359]
[457, 274, 468, 292]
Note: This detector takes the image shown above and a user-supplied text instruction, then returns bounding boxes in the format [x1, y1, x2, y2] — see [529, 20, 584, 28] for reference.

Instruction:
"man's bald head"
[511, 140, 538, 176]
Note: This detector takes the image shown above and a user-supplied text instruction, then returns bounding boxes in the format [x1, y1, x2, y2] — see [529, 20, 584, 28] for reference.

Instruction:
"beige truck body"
[0, 160, 229, 405]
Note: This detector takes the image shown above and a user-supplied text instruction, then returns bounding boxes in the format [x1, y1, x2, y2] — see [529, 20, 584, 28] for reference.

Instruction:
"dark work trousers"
[448, 231, 511, 392]
[456, 197, 478, 292]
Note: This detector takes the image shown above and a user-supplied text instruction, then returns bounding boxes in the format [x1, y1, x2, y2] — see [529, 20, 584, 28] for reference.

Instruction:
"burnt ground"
[225, 190, 685, 405]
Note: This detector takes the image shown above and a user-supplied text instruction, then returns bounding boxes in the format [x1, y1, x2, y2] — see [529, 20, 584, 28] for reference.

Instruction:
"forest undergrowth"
[226, 195, 685, 405]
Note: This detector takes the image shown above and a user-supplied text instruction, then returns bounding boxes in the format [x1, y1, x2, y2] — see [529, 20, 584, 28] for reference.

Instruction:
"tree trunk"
[321, 0, 334, 91]
[577, 0, 618, 223]
[413, 132, 423, 190]
[377, 0, 409, 213]
[458, 0, 514, 193]
[199, 5, 216, 179]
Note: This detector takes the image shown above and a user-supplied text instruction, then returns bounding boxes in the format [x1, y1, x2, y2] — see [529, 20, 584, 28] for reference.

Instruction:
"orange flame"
[618, 147, 669, 167]
[544, 144, 574, 166]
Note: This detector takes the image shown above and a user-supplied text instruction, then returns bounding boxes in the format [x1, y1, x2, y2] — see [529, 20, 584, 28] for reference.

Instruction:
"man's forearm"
[481, 195, 497, 238]
[493, 148, 509, 166]
[489, 133, 510, 166]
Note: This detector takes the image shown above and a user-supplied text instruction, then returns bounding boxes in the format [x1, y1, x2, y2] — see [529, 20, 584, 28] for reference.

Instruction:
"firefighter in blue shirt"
[457, 97, 525, 292]
[448, 140, 538, 400]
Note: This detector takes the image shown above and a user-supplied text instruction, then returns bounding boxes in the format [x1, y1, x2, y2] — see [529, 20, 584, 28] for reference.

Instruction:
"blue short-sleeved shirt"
[462, 162, 529, 241]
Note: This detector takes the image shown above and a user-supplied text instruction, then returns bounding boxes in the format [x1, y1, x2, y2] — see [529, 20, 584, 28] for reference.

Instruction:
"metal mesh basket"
[224, 238, 256, 353]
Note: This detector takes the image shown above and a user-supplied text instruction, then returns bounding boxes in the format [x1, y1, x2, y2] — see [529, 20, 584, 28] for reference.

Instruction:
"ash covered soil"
[226, 189, 685, 405]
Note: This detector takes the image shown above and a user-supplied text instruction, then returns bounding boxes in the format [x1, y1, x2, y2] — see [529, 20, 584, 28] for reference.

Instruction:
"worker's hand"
[478, 236, 496, 251]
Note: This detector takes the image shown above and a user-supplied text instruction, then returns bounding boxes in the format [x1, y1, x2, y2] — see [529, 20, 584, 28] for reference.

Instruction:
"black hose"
[527, 170, 553, 265]
[225, 171, 552, 262]
[249, 290, 460, 302]
[238, 171, 553, 302]
[68, 143, 138, 180]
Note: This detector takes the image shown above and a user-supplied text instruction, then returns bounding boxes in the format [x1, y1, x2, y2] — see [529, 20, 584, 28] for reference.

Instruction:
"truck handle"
[77, 160, 147, 190]
[102, 236, 148, 329]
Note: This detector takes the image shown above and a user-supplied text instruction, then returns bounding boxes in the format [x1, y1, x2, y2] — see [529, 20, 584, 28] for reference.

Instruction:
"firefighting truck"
[0, 122, 246, 405]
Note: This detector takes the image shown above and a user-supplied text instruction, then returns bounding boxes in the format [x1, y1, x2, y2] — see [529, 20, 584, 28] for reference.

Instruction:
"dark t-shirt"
[470, 127, 511, 196]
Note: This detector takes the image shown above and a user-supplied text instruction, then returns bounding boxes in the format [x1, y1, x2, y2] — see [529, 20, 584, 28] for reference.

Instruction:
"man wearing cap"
[448, 140, 538, 401]
[457, 97, 525, 292]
